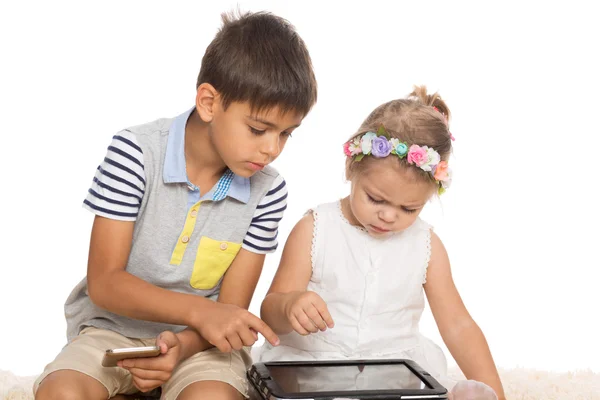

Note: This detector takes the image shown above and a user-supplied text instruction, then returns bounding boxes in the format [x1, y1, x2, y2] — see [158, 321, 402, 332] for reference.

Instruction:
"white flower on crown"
[361, 131, 377, 154]
[421, 147, 441, 172]
[441, 168, 453, 189]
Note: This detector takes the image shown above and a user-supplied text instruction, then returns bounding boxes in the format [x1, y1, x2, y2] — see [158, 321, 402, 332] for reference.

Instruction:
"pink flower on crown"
[407, 145, 427, 166]
[433, 161, 449, 181]
[343, 142, 352, 157]
[349, 138, 362, 155]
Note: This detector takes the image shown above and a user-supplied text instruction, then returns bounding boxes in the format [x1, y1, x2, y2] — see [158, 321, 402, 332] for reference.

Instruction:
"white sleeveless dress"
[257, 200, 455, 389]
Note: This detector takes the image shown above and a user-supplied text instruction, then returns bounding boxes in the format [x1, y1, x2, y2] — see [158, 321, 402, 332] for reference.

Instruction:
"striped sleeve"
[242, 174, 288, 254]
[82, 131, 145, 221]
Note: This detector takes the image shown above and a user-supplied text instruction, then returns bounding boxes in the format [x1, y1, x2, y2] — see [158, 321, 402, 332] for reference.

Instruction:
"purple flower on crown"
[371, 136, 392, 158]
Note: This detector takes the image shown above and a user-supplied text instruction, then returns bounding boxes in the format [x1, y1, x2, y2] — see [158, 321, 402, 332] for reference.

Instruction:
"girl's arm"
[260, 213, 315, 334]
[424, 231, 506, 400]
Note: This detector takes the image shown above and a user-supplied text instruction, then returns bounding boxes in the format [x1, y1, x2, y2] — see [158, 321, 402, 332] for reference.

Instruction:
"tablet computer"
[248, 359, 448, 399]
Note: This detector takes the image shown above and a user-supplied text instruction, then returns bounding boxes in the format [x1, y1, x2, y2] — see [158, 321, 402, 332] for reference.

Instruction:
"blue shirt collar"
[162, 107, 250, 203]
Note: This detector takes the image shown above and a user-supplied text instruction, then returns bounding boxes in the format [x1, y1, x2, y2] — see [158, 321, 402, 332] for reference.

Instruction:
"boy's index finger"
[248, 315, 280, 346]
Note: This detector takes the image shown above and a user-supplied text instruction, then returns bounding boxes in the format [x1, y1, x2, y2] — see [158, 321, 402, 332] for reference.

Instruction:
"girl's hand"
[284, 291, 334, 335]
[118, 331, 182, 393]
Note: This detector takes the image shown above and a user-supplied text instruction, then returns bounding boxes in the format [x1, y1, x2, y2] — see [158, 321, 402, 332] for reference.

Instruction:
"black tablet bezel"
[248, 359, 448, 399]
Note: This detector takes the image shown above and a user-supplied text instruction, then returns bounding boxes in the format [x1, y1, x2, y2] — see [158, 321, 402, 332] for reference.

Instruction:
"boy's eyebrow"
[247, 115, 301, 130]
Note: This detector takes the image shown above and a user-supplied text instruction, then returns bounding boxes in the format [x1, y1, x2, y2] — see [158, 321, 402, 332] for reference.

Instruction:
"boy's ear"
[196, 83, 219, 122]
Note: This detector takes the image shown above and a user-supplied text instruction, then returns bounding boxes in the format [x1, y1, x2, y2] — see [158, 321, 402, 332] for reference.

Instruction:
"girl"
[258, 87, 505, 400]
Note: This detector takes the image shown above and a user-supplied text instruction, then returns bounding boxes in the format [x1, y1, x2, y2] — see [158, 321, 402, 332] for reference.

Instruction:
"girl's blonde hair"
[345, 85, 453, 186]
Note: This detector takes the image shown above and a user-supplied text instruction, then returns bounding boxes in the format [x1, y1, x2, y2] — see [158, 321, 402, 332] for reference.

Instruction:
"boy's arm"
[424, 231, 506, 400]
[86, 215, 276, 352]
[85, 133, 224, 331]
[87, 216, 208, 326]
[116, 249, 273, 387]
[171, 175, 289, 356]
[175, 248, 267, 358]
[260, 213, 315, 334]
[218, 248, 266, 309]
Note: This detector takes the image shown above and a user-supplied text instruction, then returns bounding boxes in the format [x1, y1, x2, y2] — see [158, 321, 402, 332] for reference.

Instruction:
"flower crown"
[344, 125, 452, 195]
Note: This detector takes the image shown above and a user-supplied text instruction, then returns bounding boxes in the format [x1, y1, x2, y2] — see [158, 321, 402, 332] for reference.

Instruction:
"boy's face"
[209, 100, 304, 178]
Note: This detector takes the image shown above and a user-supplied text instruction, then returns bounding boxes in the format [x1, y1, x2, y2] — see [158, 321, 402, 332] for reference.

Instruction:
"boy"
[34, 10, 317, 400]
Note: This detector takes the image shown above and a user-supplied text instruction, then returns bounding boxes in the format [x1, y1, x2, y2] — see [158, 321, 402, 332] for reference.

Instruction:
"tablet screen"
[266, 363, 430, 393]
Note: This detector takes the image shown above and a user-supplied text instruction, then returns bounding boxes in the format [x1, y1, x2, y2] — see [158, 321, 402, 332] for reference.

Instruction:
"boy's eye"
[402, 207, 418, 214]
[281, 131, 293, 138]
[367, 194, 384, 204]
[249, 126, 266, 135]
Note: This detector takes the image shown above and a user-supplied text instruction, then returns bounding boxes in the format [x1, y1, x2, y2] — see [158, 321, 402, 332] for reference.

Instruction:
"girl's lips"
[370, 225, 390, 233]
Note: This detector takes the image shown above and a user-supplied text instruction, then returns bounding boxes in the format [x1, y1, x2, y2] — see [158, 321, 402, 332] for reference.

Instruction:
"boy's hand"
[193, 302, 280, 353]
[284, 291, 334, 335]
[118, 331, 182, 393]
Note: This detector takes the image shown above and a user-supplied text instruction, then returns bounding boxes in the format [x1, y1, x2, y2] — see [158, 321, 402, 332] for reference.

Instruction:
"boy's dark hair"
[197, 11, 317, 116]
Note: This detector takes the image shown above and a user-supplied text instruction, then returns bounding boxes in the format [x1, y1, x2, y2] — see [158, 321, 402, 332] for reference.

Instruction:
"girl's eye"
[402, 208, 418, 214]
[249, 126, 266, 135]
[281, 131, 293, 138]
[367, 194, 384, 204]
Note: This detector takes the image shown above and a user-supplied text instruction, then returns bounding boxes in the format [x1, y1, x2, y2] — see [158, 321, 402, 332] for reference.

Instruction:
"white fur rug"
[2, 367, 599, 399]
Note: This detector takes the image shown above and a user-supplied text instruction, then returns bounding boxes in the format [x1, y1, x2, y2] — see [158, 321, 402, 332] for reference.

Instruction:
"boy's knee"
[176, 380, 243, 400]
[35, 383, 80, 400]
[35, 370, 108, 400]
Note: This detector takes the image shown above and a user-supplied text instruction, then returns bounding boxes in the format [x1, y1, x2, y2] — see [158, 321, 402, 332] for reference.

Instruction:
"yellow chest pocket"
[190, 236, 242, 290]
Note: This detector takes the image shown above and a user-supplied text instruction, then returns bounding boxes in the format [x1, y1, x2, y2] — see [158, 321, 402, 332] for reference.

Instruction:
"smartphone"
[102, 345, 161, 367]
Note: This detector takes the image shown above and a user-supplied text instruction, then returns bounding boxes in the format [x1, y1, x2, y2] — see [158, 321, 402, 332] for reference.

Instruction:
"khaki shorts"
[33, 327, 253, 399]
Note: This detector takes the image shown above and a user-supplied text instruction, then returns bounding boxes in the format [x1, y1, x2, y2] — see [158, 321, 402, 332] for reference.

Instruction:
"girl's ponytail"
[409, 85, 451, 122]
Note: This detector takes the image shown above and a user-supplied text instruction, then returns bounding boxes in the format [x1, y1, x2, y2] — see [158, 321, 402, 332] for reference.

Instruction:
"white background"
[1, 0, 599, 377]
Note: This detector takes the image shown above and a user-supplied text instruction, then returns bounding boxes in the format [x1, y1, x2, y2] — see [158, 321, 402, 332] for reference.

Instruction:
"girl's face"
[345, 160, 435, 236]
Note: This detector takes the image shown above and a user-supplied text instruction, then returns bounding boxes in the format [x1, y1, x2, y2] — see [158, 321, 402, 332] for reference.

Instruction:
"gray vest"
[65, 117, 277, 341]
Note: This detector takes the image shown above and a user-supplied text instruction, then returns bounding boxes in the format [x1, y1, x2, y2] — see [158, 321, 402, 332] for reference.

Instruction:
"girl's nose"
[378, 209, 396, 224]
